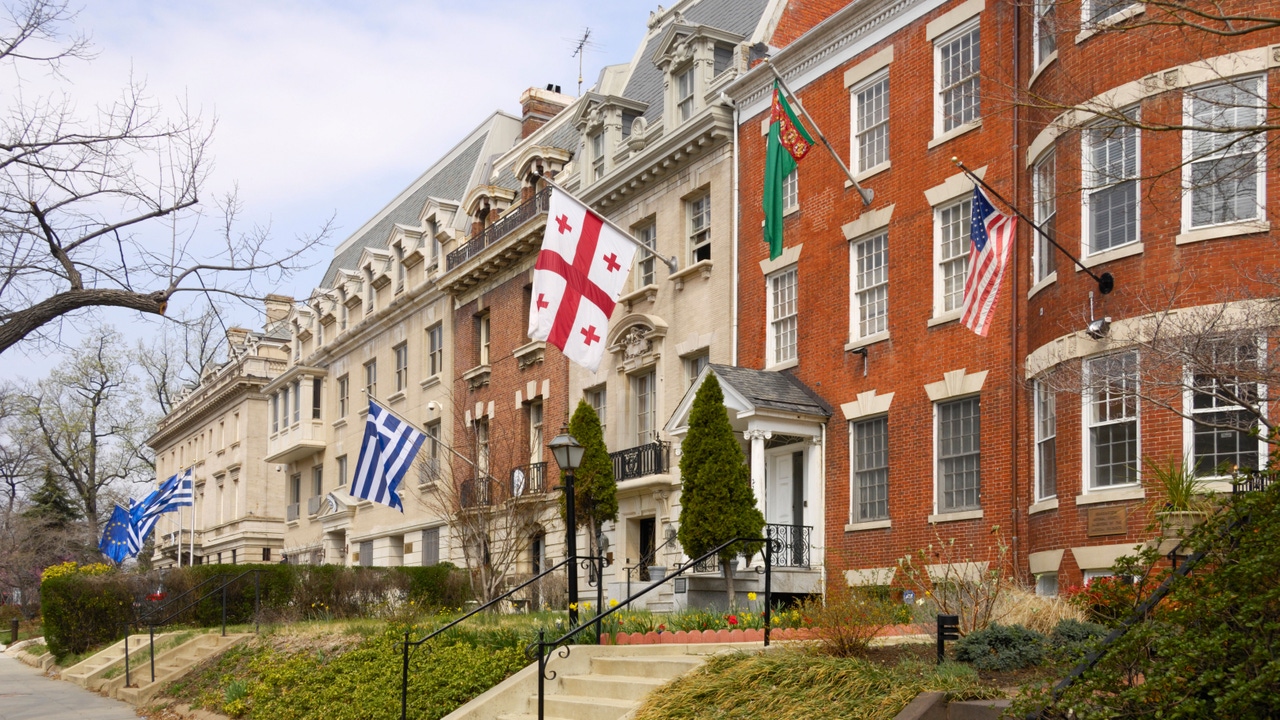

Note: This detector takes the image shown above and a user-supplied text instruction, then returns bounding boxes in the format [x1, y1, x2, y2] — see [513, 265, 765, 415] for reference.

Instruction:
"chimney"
[263, 294, 294, 326]
[519, 86, 573, 139]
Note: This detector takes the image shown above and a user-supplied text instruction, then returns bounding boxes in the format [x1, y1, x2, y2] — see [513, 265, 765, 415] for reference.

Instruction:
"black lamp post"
[549, 430, 584, 627]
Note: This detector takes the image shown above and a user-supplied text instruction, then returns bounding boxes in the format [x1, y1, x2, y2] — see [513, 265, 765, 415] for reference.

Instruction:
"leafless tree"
[134, 305, 228, 417]
[0, 0, 331, 356]
[20, 327, 152, 536]
[412, 391, 559, 605]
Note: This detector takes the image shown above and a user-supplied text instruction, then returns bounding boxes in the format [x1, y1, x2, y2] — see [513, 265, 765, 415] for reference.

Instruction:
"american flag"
[960, 186, 1017, 336]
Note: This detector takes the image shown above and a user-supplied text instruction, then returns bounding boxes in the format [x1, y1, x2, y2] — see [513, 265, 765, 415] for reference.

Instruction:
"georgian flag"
[528, 187, 638, 373]
[960, 186, 1017, 337]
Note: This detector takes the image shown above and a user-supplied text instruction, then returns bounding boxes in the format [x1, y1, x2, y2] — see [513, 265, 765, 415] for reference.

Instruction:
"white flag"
[528, 187, 637, 373]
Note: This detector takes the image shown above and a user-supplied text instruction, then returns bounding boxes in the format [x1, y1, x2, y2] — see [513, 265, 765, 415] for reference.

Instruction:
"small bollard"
[9, 618, 18, 645]
[936, 614, 960, 665]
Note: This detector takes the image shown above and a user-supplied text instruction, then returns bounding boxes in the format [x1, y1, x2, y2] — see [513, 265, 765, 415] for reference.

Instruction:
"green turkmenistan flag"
[763, 80, 815, 260]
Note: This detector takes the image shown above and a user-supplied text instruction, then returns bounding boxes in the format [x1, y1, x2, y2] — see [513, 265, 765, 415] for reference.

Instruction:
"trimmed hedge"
[42, 563, 471, 658]
[954, 623, 1046, 671]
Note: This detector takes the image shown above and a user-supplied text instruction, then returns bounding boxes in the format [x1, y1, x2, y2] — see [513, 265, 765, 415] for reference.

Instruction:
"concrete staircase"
[443, 642, 750, 720]
[111, 632, 249, 704]
[61, 632, 180, 691]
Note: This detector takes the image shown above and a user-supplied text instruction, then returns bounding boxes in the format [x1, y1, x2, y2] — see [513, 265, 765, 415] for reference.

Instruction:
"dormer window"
[394, 245, 406, 293]
[591, 131, 606, 181]
[676, 67, 695, 122]
[364, 270, 375, 313]
[713, 44, 733, 76]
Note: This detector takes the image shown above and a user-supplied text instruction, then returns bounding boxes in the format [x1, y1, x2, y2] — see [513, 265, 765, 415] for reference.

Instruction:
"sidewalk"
[0, 650, 141, 720]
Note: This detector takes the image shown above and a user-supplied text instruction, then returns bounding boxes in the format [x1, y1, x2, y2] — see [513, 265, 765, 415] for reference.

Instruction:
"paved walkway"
[0, 651, 140, 720]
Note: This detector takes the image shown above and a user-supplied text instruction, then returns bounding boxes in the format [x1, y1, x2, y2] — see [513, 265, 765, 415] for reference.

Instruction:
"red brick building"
[726, 0, 1280, 593]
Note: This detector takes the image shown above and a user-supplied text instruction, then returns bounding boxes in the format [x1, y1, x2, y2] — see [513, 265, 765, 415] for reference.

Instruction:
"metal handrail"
[399, 556, 572, 720]
[137, 572, 228, 625]
[527, 536, 775, 720]
[624, 530, 681, 597]
[446, 187, 551, 270]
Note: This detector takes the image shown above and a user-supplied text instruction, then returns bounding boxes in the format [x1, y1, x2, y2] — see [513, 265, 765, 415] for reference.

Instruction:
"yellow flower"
[747, 592, 757, 602]
[609, 598, 619, 607]
[569, 603, 578, 611]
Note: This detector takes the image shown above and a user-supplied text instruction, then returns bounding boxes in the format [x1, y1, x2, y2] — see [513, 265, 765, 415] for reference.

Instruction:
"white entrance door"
[770, 454, 794, 525]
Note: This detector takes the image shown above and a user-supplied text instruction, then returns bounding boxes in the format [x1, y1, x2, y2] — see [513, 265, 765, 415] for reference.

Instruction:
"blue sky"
[3, 0, 660, 380]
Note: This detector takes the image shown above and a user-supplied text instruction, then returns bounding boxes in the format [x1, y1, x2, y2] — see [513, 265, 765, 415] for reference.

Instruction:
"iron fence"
[446, 188, 551, 271]
[510, 462, 548, 497]
[609, 441, 670, 482]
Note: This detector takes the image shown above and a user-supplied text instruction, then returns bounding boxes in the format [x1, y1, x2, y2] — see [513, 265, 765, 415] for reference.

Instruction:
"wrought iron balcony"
[510, 462, 547, 497]
[610, 441, 670, 482]
[766, 523, 812, 568]
[459, 477, 496, 509]
[446, 187, 551, 271]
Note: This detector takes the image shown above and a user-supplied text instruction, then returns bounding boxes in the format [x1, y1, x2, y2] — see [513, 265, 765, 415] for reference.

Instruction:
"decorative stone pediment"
[463, 184, 518, 220]
[515, 146, 573, 185]
[607, 314, 668, 373]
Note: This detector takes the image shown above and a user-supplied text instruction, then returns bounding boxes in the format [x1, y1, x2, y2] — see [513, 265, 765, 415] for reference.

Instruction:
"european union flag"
[99, 504, 136, 564]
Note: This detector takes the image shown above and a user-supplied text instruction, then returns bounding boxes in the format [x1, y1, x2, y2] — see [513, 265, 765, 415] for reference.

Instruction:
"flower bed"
[599, 623, 928, 645]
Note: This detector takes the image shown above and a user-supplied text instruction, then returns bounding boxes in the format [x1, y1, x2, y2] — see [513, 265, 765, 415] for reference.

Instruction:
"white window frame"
[767, 265, 798, 367]
[1033, 0, 1057, 68]
[636, 222, 657, 287]
[424, 420, 441, 474]
[782, 169, 799, 211]
[1083, 110, 1140, 256]
[852, 415, 889, 523]
[1182, 76, 1266, 232]
[935, 395, 981, 513]
[1032, 150, 1057, 284]
[364, 360, 377, 403]
[688, 194, 711, 264]
[1034, 379, 1057, 501]
[684, 352, 709, 389]
[427, 324, 444, 377]
[1035, 572, 1059, 597]
[934, 20, 981, 137]
[675, 66, 695, 123]
[475, 417, 490, 477]
[1082, 0, 1138, 27]
[394, 342, 408, 392]
[337, 375, 349, 417]
[591, 130, 606, 181]
[851, 71, 889, 174]
[586, 385, 607, 435]
[850, 231, 888, 342]
[1083, 351, 1141, 492]
[528, 400, 544, 466]
[1182, 340, 1266, 478]
[934, 197, 972, 318]
[478, 313, 491, 366]
[633, 371, 657, 447]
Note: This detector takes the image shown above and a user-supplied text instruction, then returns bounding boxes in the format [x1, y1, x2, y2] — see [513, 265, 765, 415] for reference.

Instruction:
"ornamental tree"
[561, 400, 617, 560]
[677, 373, 763, 607]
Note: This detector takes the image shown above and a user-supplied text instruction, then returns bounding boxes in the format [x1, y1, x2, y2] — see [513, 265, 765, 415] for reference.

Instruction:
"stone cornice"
[580, 107, 733, 210]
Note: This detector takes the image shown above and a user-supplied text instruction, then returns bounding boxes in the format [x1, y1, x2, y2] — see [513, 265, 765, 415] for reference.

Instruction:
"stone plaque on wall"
[1087, 506, 1128, 537]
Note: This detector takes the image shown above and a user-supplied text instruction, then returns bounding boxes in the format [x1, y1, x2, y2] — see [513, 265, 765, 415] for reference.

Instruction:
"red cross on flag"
[529, 187, 637, 372]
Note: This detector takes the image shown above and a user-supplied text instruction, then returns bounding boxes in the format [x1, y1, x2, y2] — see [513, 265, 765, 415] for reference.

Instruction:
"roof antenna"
[571, 28, 593, 96]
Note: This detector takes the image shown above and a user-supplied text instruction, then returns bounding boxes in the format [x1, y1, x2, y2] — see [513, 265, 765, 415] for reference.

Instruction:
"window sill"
[669, 259, 713, 290]
[1075, 4, 1145, 44]
[461, 364, 491, 390]
[1028, 497, 1059, 515]
[929, 509, 983, 523]
[332, 418, 348, 430]
[387, 390, 407, 405]
[1078, 241, 1143, 270]
[1028, 52, 1057, 88]
[845, 519, 892, 532]
[419, 375, 441, 390]
[783, 204, 800, 217]
[1176, 220, 1269, 245]
[513, 340, 546, 371]
[765, 357, 799, 372]
[1027, 272, 1057, 299]
[1076, 485, 1144, 506]
[845, 331, 889, 352]
[619, 283, 660, 307]
[927, 309, 962, 328]
[927, 120, 982, 150]
[846, 161, 890, 187]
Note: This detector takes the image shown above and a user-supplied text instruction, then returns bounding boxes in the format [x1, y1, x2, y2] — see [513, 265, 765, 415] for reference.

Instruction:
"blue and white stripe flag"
[129, 469, 191, 552]
[350, 400, 427, 512]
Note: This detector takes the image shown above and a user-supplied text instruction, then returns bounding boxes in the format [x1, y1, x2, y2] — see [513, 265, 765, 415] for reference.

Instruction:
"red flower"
[727, 615, 738, 625]
[656, 624, 666, 633]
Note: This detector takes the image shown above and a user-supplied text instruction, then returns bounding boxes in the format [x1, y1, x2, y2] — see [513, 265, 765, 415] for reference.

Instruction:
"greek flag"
[130, 469, 192, 551]
[350, 400, 426, 512]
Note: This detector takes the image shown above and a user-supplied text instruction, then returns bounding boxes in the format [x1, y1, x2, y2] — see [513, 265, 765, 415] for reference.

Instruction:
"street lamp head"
[549, 429, 585, 471]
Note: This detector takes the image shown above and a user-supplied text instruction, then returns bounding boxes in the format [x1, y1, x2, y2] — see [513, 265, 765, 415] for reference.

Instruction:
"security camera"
[427, 401, 439, 413]
[1086, 317, 1112, 340]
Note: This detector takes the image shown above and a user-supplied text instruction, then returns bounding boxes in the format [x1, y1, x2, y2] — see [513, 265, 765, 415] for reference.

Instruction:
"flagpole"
[951, 157, 1115, 295]
[765, 62, 873, 207]
[535, 174, 680, 275]
[361, 390, 484, 478]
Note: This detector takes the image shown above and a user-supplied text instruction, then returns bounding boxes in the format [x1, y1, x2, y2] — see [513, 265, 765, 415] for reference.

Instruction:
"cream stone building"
[147, 304, 293, 568]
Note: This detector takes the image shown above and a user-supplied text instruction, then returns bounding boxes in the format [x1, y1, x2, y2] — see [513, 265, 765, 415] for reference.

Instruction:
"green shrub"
[40, 573, 132, 658]
[1047, 618, 1107, 663]
[954, 623, 1046, 671]
[396, 563, 471, 608]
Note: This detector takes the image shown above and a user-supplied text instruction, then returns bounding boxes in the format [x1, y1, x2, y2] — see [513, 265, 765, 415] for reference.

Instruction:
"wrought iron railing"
[766, 523, 812, 568]
[609, 440, 670, 482]
[692, 554, 721, 573]
[510, 462, 547, 497]
[459, 477, 496, 509]
[446, 187, 551, 271]
[1233, 471, 1274, 495]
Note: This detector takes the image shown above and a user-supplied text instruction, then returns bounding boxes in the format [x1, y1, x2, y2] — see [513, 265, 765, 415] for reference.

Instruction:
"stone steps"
[62, 633, 179, 691]
[109, 632, 250, 705]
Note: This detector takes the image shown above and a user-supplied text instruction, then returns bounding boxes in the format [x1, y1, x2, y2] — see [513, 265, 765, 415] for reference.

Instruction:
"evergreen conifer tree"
[23, 466, 81, 528]
[677, 373, 763, 606]
[560, 400, 617, 560]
